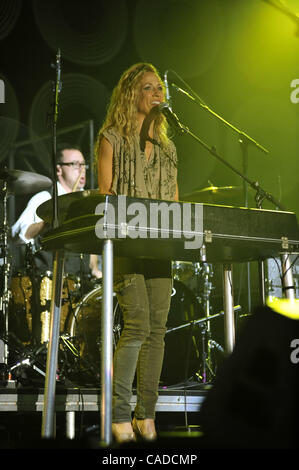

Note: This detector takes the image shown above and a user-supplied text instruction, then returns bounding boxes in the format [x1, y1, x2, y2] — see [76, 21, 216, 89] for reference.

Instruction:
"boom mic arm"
[159, 102, 186, 134]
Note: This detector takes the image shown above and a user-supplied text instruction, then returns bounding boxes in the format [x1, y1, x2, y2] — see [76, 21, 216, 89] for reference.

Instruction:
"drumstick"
[72, 167, 84, 192]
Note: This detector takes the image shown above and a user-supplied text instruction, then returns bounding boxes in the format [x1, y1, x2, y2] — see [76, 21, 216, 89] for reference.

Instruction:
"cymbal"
[181, 185, 254, 205]
[37, 188, 102, 224]
[0, 168, 52, 195]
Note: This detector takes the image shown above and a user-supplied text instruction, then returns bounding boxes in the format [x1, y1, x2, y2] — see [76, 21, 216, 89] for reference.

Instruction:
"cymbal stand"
[166, 306, 242, 335]
[0, 178, 12, 385]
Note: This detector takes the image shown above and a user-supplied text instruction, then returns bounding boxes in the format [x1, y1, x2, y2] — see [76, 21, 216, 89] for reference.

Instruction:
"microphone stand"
[41, 49, 65, 439]
[167, 69, 272, 315]
[169, 111, 288, 353]
[167, 69, 269, 155]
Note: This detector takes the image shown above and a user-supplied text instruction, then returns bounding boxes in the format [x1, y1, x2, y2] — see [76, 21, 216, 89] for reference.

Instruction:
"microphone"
[163, 70, 172, 109]
[158, 102, 185, 133]
[140, 104, 160, 151]
[56, 48, 62, 93]
[140, 101, 186, 151]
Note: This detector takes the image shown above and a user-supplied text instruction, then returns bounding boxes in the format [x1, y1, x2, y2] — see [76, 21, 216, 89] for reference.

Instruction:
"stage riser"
[0, 389, 207, 413]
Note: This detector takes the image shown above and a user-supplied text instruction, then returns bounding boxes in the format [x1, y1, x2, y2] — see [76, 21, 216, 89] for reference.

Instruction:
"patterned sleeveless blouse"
[101, 126, 178, 277]
[102, 127, 177, 200]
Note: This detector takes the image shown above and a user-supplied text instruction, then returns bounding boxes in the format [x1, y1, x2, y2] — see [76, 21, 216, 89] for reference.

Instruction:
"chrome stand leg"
[41, 250, 65, 438]
[259, 260, 266, 305]
[66, 411, 75, 440]
[223, 264, 235, 354]
[101, 240, 114, 446]
[280, 253, 296, 301]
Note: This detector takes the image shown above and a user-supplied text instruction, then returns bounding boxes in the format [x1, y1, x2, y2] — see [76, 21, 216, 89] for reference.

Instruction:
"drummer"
[11, 142, 101, 278]
[11, 143, 102, 344]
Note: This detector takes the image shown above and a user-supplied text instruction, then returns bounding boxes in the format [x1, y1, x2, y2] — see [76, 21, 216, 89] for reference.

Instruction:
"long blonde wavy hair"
[94, 62, 170, 163]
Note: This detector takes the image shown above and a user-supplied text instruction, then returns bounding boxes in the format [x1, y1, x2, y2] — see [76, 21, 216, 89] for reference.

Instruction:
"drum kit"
[1, 171, 243, 388]
[0, 168, 52, 384]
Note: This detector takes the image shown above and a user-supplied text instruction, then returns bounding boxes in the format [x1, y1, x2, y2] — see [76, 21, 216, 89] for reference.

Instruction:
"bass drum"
[68, 280, 201, 387]
[67, 285, 122, 384]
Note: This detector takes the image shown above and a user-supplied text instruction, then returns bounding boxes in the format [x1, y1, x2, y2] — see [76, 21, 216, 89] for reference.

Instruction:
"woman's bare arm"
[97, 137, 114, 194]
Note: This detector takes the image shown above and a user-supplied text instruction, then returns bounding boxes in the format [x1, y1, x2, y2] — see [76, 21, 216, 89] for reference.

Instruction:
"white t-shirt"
[11, 182, 67, 245]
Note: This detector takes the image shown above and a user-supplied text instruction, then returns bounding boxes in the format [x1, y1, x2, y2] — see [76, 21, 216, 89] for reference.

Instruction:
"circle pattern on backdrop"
[32, 0, 128, 66]
[28, 73, 109, 173]
[0, 0, 22, 41]
[29, 74, 109, 174]
[29, 73, 109, 137]
[133, 0, 223, 79]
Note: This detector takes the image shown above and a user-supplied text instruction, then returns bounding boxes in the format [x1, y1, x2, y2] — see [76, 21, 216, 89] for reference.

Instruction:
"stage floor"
[0, 382, 209, 413]
[0, 381, 209, 450]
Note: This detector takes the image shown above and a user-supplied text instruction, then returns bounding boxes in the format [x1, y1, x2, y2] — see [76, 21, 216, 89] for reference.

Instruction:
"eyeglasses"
[59, 161, 89, 170]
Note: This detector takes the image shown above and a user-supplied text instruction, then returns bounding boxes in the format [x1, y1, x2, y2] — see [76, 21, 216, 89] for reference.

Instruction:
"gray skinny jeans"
[112, 274, 172, 422]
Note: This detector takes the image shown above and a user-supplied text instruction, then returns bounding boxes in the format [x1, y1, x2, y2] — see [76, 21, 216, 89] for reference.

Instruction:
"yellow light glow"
[281, 0, 299, 16]
[266, 297, 299, 319]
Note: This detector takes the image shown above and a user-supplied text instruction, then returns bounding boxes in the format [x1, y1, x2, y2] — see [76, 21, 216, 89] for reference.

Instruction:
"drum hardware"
[1, 170, 52, 375]
[197, 262, 215, 383]
[208, 339, 224, 353]
[5, 330, 81, 385]
[9, 356, 47, 380]
[0, 177, 13, 384]
[58, 333, 101, 386]
[7, 241, 83, 383]
[177, 260, 218, 384]
[7, 310, 83, 385]
[172, 261, 195, 283]
[265, 255, 299, 300]
[7, 249, 94, 385]
[60, 334, 80, 358]
[169, 261, 221, 385]
[0, 331, 48, 383]
[166, 305, 241, 383]
[166, 310, 226, 334]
